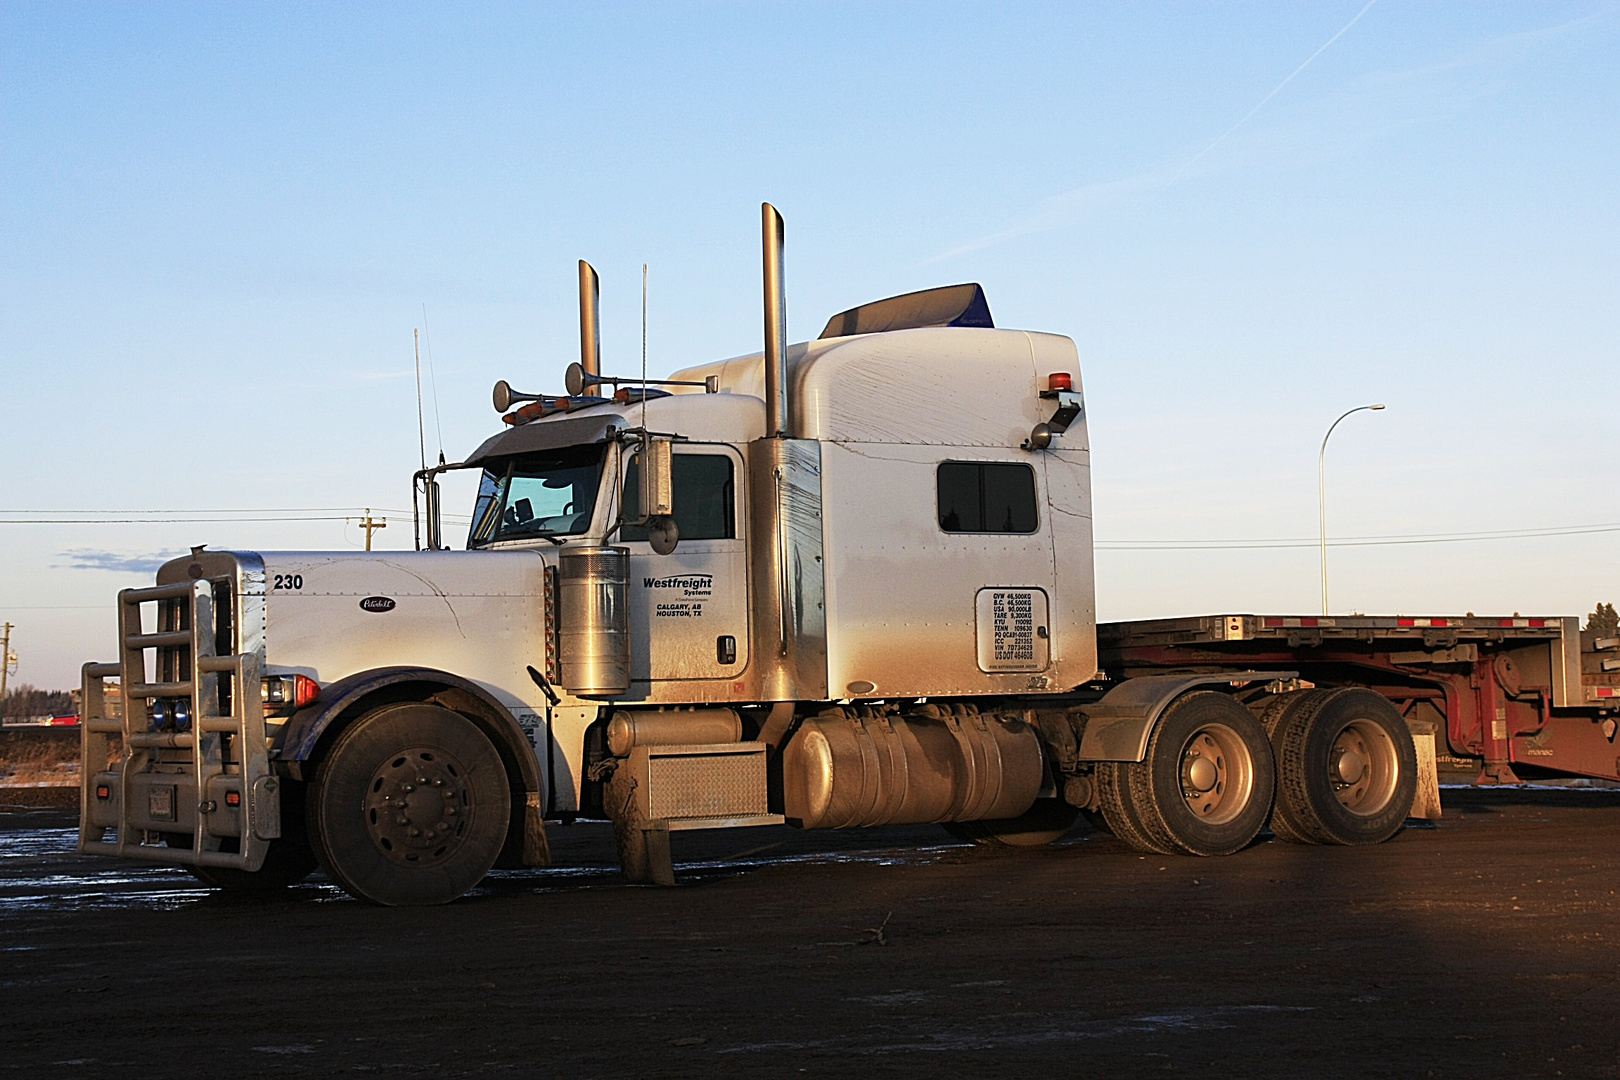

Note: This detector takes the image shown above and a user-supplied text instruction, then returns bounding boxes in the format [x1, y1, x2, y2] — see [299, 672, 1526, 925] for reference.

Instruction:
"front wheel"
[308, 703, 511, 906]
[1099, 691, 1275, 857]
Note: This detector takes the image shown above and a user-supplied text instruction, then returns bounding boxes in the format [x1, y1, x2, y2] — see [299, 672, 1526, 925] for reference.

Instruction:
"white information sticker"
[975, 588, 1051, 673]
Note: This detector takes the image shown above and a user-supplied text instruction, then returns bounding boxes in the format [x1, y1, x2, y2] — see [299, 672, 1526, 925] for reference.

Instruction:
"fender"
[274, 666, 549, 866]
[1076, 670, 1295, 762]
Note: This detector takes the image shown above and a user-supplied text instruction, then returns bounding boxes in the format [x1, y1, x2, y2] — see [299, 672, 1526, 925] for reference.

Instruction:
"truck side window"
[622, 453, 735, 541]
[937, 461, 1039, 533]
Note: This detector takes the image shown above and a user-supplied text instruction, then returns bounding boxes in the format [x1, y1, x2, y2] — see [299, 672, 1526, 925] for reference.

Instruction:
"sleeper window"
[937, 461, 1039, 534]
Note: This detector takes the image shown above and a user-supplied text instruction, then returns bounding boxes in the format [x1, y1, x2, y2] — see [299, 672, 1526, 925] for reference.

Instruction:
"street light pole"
[1319, 404, 1386, 615]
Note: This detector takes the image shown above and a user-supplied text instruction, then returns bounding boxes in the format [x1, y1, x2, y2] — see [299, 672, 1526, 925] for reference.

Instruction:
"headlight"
[262, 674, 321, 716]
[148, 699, 171, 731]
[171, 698, 192, 732]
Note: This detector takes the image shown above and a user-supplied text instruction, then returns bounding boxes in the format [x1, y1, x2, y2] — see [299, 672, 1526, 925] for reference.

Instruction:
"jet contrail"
[1164, 0, 1379, 189]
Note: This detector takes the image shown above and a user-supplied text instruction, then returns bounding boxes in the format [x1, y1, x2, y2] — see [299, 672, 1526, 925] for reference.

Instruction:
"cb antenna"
[641, 262, 648, 431]
[413, 329, 428, 475]
[421, 304, 445, 463]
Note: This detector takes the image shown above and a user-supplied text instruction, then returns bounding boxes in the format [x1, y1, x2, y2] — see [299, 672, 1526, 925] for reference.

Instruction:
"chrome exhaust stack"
[745, 202, 827, 702]
[578, 259, 601, 378]
[761, 202, 788, 438]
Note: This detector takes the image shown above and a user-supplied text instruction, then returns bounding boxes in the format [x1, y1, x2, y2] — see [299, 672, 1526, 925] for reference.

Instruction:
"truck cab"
[82, 206, 1486, 906]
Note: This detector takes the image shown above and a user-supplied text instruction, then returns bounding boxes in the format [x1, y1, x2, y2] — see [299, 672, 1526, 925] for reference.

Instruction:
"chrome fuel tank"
[782, 705, 1044, 829]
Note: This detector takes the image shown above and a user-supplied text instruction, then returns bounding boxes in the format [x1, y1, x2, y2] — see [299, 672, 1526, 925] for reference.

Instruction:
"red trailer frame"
[1099, 611, 1619, 786]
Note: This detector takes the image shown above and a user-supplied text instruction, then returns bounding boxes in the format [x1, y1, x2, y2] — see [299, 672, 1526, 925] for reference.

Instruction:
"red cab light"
[95, 784, 111, 800]
[1048, 372, 1073, 392]
[225, 791, 242, 807]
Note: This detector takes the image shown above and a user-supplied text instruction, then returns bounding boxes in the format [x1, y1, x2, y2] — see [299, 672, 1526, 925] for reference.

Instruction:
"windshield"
[468, 444, 607, 547]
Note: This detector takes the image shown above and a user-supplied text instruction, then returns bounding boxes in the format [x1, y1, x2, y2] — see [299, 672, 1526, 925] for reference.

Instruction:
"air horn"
[564, 362, 718, 397]
[492, 379, 544, 413]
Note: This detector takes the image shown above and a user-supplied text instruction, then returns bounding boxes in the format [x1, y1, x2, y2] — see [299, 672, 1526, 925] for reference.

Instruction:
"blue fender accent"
[273, 666, 549, 866]
[1076, 670, 1296, 762]
[274, 666, 539, 791]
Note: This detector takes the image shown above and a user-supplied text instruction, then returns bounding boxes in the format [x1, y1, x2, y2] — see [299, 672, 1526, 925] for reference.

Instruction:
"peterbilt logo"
[359, 596, 396, 613]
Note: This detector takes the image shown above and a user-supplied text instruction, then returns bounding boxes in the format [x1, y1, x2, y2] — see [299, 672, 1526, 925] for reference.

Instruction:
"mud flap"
[522, 791, 552, 867]
[605, 765, 676, 886]
[1409, 733, 1443, 820]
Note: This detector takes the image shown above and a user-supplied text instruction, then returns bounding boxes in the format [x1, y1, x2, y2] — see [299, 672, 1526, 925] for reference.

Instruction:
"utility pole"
[358, 510, 387, 552]
[0, 622, 14, 710]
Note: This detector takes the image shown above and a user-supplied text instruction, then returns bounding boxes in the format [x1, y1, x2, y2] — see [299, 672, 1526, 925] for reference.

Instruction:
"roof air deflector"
[818, 283, 993, 339]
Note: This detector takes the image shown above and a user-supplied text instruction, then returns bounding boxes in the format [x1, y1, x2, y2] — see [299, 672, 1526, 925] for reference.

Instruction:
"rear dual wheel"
[308, 703, 510, 906]
[1099, 692, 1275, 857]
[1268, 688, 1416, 846]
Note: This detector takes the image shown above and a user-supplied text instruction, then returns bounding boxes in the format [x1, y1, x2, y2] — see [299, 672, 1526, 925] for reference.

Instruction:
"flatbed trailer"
[72, 203, 1620, 904]
[1100, 609, 1620, 785]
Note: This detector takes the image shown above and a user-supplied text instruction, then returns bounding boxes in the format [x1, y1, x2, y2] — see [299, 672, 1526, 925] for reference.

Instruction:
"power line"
[0, 506, 417, 515]
[0, 517, 472, 525]
[1097, 523, 1620, 551]
[0, 508, 472, 525]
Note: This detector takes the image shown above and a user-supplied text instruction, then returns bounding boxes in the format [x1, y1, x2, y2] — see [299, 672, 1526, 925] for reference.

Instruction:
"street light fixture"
[1319, 404, 1386, 616]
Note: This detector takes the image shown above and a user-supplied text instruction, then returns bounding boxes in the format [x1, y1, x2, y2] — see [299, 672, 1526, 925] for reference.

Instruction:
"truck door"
[620, 445, 750, 685]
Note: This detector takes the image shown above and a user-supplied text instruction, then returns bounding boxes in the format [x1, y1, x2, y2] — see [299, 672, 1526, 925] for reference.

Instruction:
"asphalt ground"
[3, 788, 1619, 1078]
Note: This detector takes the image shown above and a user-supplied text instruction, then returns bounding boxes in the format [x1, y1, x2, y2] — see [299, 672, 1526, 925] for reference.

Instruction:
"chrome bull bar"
[79, 577, 279, 871]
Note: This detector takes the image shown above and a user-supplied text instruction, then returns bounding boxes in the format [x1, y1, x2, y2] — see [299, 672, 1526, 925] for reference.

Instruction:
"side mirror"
[638, 436, 678, 555]
[647, 516, 679, 556]
[639, 436, 674, 520]
[425, 480, 444, 550]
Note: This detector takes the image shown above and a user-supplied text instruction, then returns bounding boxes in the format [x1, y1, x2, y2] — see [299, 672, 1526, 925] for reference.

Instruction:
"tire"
[1274, 688, 1416, 846]
[1099, 691, 1275, 857]
[189, 841, 319, 891]
[1255, 691, 1331, 845]
[943, 799, 1081, 847]
[308, 702, 510, 906]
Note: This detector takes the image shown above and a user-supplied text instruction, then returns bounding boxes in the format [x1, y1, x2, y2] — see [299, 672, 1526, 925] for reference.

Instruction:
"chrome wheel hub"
[1179, 724, 1254, 826]
[1330, 720, 1399, 815]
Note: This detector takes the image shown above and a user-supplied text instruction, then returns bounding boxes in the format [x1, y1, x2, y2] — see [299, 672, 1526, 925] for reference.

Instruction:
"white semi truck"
[78, 205, 1620, 904]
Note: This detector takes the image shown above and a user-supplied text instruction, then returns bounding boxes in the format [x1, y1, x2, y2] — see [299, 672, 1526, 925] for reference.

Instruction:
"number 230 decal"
[272, 574, 304, 590]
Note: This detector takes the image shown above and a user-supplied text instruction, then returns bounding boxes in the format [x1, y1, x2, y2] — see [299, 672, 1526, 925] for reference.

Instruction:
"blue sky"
[3, 2, 1616, 690]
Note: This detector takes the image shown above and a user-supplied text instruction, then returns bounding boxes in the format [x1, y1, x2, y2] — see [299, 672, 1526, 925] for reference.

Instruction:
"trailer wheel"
[943, 800, 1080, 847]
[308, 702, 510, 906]
[1100, 691, 1275, 857]
[1274, 688, 1416, 846]
[1254, 691, 1331, 845]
